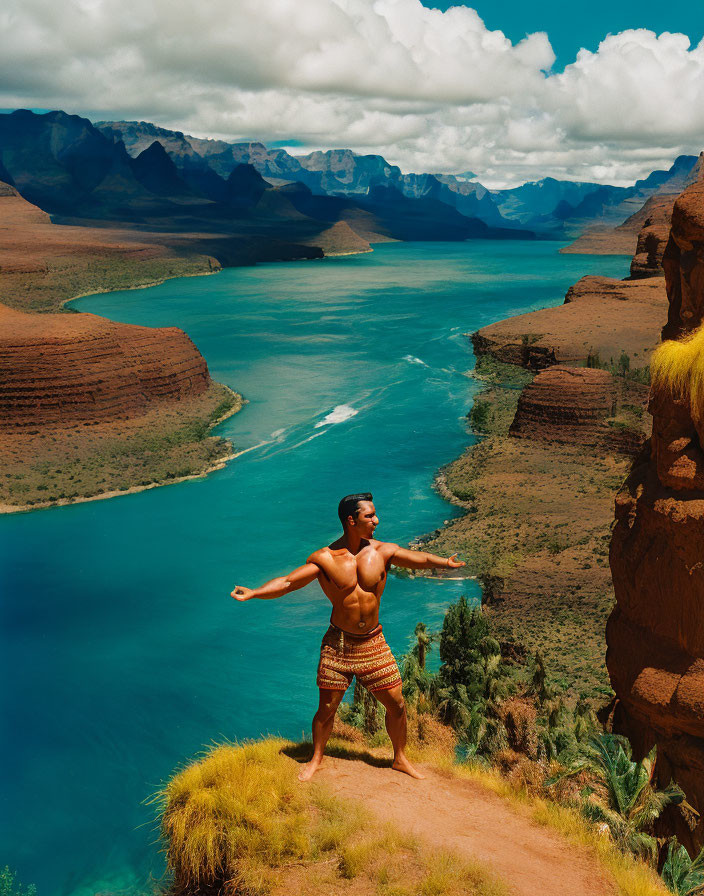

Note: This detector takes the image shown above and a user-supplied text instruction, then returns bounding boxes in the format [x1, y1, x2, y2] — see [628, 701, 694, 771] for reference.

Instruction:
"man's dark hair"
[338, 492, 373, 526]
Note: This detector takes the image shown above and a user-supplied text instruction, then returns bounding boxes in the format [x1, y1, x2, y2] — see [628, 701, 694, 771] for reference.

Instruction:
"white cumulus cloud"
[0, 0, 703, 185]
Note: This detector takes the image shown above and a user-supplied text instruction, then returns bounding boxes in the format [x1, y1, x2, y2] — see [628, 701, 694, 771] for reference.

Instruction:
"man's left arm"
[387, 544, 465, 571]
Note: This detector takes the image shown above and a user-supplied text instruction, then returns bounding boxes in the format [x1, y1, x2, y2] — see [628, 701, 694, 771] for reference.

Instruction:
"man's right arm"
[231, 562, 319, 601]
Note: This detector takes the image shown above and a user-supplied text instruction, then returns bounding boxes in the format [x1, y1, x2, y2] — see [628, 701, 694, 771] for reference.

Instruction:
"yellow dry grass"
[156, 738, 509, 896]
[436, 759, 669, 896]
[651, 322, 704, 424]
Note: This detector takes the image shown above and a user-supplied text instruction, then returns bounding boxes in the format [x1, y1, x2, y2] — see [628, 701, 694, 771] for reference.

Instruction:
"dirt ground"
[314, 756, 615, 896]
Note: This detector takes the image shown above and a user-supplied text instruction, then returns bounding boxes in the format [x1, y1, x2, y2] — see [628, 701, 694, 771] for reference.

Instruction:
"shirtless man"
[231, 492, 464, 781]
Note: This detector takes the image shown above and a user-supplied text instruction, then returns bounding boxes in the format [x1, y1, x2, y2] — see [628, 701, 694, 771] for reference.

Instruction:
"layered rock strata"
[473, 275, 667, 370]
[509, 366, 634, 451]
[608, 165, 704, 853]
[0, 304, 211, 428]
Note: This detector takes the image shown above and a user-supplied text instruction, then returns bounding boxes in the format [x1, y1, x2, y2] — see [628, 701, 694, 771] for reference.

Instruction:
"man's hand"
[446, 554, 465, 569]
[231, 586, 254, 601]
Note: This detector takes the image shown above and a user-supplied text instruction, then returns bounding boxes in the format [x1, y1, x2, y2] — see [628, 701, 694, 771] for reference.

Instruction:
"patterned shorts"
[316, 624, 402, 693]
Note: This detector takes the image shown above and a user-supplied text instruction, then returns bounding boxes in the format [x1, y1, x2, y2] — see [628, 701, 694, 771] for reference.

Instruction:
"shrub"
[438, 597, 490, 687]
[660, 837, 704, 895]
[586, 350, 601, 369]
[470, 400, 492, 433]
[500, 697, 538, 758]
[618, 352, 631, 376]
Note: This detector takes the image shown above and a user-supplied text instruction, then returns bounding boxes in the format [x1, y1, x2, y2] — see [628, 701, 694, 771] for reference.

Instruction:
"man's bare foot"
[392, 753, 425, 779]
[298, 755, 324, 782]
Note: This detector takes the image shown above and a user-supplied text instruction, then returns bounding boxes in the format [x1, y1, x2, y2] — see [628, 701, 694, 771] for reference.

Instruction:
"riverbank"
[0, 181, 380, 513]
[422, 267, 666, 704]
[421, 359, 633, 702]
[0, 385, 244, 514]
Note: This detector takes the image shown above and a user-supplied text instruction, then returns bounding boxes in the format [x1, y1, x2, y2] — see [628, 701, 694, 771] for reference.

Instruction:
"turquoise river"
[0, 241, 630, 895]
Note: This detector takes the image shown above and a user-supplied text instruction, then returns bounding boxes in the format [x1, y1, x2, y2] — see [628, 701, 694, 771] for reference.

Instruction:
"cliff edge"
[608, 159, 704, 853]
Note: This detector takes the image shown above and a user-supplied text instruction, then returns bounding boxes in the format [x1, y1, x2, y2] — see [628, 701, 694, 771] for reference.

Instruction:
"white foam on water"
[403, 354, 429, 367]
[314, 404, 358, 428]
[231, 441, 269, 459]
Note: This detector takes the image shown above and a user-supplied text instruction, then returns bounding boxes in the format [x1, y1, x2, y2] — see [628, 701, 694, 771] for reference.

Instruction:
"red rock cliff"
[608, 160, 704, 853]
[0, 304, 211, 428]
[510, 366, 615, 445]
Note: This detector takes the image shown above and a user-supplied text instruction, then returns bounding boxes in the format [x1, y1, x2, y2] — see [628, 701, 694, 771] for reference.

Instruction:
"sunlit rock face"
[510, 366, 617, 446]
[608, 156, 704, 853]
[0, 304, 211, 429]
[629, 194, 676, 280]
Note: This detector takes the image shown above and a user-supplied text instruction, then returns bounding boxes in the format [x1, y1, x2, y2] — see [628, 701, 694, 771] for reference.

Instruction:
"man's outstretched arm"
[388, 545, 465, 571]
[231, 563, 319, 601]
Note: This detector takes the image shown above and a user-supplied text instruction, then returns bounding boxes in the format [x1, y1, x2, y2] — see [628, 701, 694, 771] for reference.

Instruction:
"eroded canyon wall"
[0, 305, 212, 429]
[608, 160, 704, 853]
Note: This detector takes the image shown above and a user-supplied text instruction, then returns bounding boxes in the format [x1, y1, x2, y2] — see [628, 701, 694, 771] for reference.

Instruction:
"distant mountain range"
[97, 118, 699, 238]
[0, 110, 698, 268]
[0, 110, 533, 269]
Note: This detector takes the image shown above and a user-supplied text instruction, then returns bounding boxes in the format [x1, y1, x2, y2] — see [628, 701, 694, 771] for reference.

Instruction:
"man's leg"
[298, 687, 345, 782]
[373, 685, 425, 779]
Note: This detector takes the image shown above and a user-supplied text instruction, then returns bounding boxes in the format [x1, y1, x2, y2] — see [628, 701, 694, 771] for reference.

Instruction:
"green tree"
[586, 350, 601, 369]
[573, 698, 598, 744]
[661, 838, 704, 895]
[400, 652, 435, 704]
[470, 399, 491, 432]
[435, 682, 473, 729]
[435, 600, 512, 758]
[352, 679, 381, 736]
[438, 597, 489, 689]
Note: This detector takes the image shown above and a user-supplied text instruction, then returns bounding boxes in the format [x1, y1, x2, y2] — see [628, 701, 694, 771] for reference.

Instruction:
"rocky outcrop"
[0, 305, 211, 428]
[559, 225, 638, 257]
[560, 193, 674, 262]
[472, 275, 668, 370]
[509, 366, 646, 454]
[561, 157, 700, 255]
[608, 158, 704, 853]
[510, 366, 610, 443]
[629, 195, 676, 279]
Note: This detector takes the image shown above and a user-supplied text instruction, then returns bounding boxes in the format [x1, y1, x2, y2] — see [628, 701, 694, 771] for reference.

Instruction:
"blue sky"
[425, 0, 702, 69]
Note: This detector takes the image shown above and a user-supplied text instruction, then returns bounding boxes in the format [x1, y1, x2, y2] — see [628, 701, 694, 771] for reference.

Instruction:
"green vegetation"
[423, 352, 649, 702]
[156, 738, 508, 896]
[5, 253, 214, 314]
[586, 349, 651, 385]
[0, 384, 242, 509]
[548, 735, 683, 860]
[661, 839, 704, 895]
[320, 601, 675, 895]
[469, 398, 492, 433]
[0, 868, 35, 896]
[472, 354, 534, 389]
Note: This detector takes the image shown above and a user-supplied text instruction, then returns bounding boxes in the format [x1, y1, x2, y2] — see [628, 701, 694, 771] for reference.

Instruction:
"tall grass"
[156, 739, 311, 893]
[651, 324, 704, 425]
[156, 738, 509, 896]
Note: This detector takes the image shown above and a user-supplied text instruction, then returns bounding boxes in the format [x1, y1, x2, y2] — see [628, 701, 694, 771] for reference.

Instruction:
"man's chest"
[324, 549, 386, 590]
